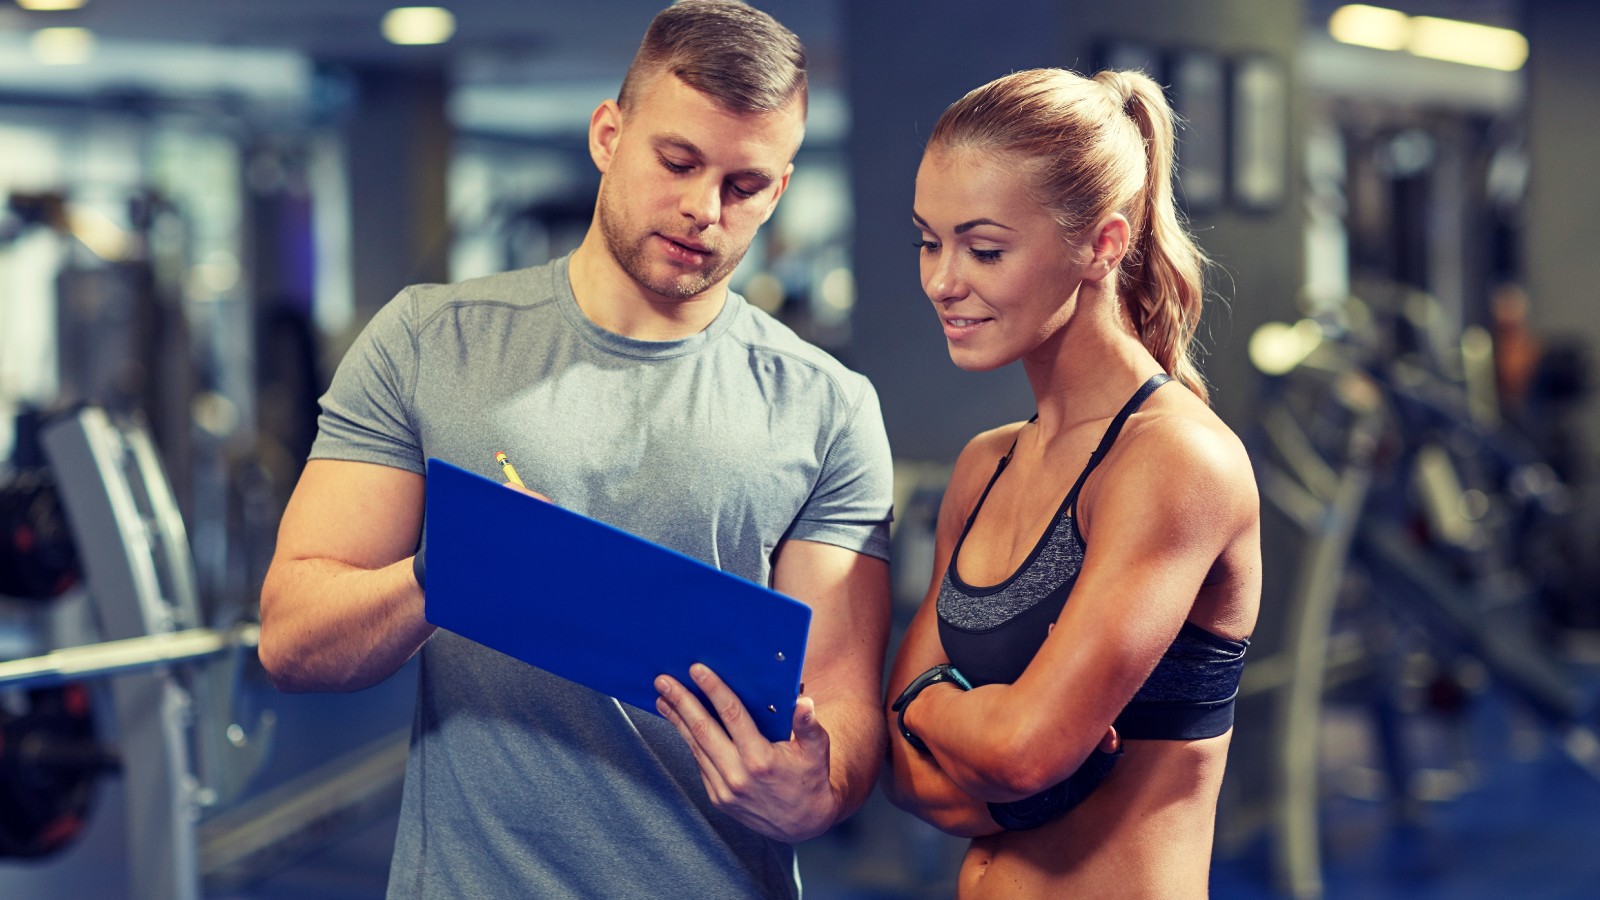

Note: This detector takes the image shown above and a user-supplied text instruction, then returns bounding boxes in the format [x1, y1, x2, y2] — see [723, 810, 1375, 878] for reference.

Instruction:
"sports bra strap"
[962, 414, 1039, 529]
[1087, 373, 1172, 468]
[1064, 372, 1172, 515]
[962, 372, 1173, 530]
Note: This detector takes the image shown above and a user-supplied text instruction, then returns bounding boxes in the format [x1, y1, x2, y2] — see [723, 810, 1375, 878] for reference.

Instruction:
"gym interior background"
[3, 1, 1599, 897]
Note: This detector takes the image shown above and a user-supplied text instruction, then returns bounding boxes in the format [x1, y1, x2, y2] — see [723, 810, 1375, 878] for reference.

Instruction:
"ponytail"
[1093, 70, 1211, 404]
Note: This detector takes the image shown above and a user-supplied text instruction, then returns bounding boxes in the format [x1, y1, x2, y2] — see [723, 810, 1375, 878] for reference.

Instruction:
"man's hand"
[655, 663, 839, 843]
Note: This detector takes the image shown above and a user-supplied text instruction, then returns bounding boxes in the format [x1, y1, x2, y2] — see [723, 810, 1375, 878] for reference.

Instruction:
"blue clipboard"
[423, 459, 811, 742]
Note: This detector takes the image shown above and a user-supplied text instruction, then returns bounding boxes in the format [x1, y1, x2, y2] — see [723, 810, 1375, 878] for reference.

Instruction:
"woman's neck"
[1021, 288, 1163, 440]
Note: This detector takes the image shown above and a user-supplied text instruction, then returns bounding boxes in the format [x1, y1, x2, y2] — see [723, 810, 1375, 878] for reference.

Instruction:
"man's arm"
[773, 539, 891, 825]
[653, 538, 889, 843]
[258, 458, 434, 693]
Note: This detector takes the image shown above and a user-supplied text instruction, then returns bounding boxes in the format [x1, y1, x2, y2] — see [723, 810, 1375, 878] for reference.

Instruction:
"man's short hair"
[618, 0, 808, 117]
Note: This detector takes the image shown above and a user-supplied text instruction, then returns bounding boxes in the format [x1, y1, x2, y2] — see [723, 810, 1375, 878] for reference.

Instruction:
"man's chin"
[636, 257, 732, 300]
[638, 272, 717, 301]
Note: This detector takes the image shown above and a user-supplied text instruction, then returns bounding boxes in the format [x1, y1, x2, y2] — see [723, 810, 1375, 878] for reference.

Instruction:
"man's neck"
[567, 233, 729, 342]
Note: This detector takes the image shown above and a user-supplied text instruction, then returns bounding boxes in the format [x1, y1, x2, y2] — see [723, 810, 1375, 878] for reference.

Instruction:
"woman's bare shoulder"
[936, 419, 1035, 528]
[952, 419, 1031, 481]
[1107, 398, 1259, 520]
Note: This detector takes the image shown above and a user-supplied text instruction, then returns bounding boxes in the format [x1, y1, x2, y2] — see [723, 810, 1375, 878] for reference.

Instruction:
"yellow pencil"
[494, 451, 526, 487]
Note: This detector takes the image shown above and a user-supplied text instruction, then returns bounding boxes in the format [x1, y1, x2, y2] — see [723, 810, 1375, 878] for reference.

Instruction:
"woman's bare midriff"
[957, 734, 1232, 900]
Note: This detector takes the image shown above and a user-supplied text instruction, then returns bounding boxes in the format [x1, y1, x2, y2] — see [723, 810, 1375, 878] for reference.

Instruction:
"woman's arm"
[881, 431, 1015, 837]
[902, 414, 1259, 802]
[883, 591, 1003, 836]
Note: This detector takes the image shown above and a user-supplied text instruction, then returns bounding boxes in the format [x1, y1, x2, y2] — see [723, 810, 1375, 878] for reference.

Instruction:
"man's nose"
[679, 174, 721, 228]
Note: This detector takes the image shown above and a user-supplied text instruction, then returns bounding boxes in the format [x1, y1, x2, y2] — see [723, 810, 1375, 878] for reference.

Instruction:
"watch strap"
[891, 664, 971, 753]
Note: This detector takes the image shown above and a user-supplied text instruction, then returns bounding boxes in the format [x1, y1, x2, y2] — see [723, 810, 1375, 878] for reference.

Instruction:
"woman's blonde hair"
[928, 68, 1210, 402]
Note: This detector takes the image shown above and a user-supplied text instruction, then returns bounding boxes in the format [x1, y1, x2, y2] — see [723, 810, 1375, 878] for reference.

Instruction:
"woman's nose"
[925, 255, 965, 303]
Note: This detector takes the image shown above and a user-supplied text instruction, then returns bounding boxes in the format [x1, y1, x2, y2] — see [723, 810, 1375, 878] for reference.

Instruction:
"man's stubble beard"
[596, 181, 750, 300]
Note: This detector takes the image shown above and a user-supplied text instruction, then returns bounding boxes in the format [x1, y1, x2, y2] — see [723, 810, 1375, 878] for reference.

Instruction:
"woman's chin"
[947, 348, 1010, 373]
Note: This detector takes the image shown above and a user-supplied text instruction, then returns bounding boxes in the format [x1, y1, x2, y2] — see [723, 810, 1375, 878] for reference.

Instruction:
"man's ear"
[589, 100, 623, 174]
[1085, 213, 1130, 282]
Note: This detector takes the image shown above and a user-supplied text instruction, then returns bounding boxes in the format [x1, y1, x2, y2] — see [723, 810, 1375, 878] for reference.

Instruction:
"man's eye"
[660, 157, 691, 173]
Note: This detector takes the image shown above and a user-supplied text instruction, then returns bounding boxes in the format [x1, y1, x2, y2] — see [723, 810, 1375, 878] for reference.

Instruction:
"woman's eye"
[971, 249, 1003, 263]
[914, 239, 939, 253]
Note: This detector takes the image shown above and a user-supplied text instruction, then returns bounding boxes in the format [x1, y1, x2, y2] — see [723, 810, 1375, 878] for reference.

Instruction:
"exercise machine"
[0, 407, 407, 898]
[1234, 287, 1599, 898]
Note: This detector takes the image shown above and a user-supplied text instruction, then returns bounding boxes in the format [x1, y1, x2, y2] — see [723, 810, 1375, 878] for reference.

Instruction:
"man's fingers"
[504, 483, 554, 503]
[656, 676, 729, 783]
[689, 663, 767, 747]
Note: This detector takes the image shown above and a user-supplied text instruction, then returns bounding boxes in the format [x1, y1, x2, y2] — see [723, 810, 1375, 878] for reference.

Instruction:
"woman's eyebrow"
[910, 211, 1015, 233]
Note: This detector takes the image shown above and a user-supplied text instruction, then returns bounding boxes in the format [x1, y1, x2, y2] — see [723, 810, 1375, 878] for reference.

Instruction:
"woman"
[883, 67, 1261, 898]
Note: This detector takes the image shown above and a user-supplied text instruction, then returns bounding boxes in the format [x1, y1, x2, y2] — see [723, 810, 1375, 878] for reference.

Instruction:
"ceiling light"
[30, 26, 94, 65]
[1328, 4, 1410, 51]
[1329, 4, 1528, 72]
[1409, 16, 1528, 72]
[382, 6, 456, 46]
[16, 0, 90, 11]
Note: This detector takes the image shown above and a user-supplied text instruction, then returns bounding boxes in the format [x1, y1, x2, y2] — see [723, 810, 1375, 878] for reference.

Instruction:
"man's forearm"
[259, 556, 436, 692]
[815, 693, 887, 824]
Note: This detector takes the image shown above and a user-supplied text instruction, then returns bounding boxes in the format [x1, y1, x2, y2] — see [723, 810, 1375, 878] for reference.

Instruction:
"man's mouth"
[661, 234, 712, 256]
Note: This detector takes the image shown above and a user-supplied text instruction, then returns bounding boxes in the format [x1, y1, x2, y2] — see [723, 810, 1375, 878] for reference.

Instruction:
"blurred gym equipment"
[0, 406, 271, 897]
[1232, 283, 1600, 899]
[0, 407, 407, 899]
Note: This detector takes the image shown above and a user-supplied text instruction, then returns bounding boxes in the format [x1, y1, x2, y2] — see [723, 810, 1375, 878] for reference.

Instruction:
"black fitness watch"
[890, 664, 973, 753]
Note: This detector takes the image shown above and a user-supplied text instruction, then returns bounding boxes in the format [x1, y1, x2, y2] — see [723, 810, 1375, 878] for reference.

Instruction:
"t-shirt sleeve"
[785, 376, 895, 561]
[308, 288, 426, 475]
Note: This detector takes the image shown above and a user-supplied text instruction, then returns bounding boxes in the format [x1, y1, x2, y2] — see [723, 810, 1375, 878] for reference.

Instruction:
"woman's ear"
[1085, 214, 1130, 282]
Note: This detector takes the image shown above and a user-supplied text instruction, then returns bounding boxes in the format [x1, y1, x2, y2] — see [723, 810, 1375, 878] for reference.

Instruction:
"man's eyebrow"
[654, 133, 777, 183]
[655, 133, 705, 159]
[911, 211, 1015, 234]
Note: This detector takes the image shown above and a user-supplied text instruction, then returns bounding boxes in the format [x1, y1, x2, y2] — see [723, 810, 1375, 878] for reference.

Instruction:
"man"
[257, 2, 894, 898]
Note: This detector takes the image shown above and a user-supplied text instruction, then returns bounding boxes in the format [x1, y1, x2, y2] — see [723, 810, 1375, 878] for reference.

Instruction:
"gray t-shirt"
[310, 255, 894, 899]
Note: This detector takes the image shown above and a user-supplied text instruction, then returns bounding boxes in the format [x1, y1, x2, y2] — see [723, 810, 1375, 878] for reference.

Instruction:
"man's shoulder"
[726, 297, 869, 394]
[404, 259, 566, 312]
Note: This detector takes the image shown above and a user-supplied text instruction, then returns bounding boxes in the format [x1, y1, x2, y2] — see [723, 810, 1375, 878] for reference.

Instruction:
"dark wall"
[1525, 0, 1600, 476]
[844, 0, 1306, 462]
